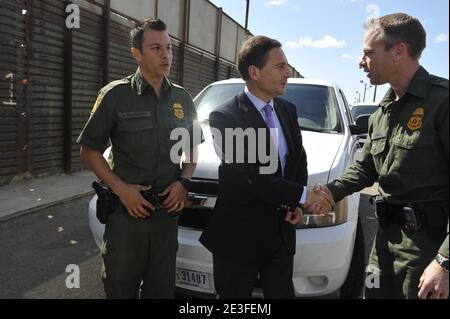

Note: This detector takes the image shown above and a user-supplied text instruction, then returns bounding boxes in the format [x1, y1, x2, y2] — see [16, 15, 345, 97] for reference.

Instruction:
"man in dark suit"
[199, 36, 333, 298]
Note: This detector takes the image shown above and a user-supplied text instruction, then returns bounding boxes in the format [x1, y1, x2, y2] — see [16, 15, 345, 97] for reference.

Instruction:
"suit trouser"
[364, 213, 447, 299]
[101, 205, 178, 299]
[213, 243, 295, 299]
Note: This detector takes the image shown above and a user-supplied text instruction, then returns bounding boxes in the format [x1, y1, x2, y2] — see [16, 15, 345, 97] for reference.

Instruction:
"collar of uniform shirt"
[405, 66, 428, 99]
[380, 66, 429, 109]
[244, 86, 275, 116]
[134, 68, 172, 96]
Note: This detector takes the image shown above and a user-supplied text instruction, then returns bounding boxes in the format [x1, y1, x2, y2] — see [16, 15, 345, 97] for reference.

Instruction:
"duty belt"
[373, 197, 449, 231]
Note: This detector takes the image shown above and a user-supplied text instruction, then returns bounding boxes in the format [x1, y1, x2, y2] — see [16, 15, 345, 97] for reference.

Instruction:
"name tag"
[118, 111, 151, 119]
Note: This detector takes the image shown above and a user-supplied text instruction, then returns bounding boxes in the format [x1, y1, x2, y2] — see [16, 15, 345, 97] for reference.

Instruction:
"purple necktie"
[262, 104, 275, 129]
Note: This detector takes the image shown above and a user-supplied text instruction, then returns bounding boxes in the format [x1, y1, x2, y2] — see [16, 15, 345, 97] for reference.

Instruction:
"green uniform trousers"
[100, 205, 178, 299]
[364, 207, 448, 299]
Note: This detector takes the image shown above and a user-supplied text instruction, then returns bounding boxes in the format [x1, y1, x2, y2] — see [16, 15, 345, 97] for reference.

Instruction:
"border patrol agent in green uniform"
[77, 19, 203, 298]
[314, 13, 448, 299]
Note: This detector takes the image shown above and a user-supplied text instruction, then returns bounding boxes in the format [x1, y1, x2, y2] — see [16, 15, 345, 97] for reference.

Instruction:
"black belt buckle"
[141, 191, 181, 219]
[403, 205, 420, 231]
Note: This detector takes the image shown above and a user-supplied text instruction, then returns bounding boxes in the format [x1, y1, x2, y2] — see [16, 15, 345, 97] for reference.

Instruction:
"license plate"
[176, 268, 211, 290]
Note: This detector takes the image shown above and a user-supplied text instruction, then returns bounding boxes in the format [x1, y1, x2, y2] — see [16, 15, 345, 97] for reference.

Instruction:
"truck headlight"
[296, 197, 348, 229]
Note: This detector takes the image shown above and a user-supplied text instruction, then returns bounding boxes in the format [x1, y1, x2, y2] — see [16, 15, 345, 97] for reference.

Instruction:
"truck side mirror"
[349, 114, 369, 135]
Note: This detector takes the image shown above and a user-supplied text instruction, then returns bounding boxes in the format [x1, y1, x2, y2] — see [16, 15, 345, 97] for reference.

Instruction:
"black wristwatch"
[177, 176, 191, 191]
[435, 254, 449, 272]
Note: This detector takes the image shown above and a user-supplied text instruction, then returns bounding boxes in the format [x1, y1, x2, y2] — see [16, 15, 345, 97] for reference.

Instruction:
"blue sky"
[209, 0, 449, 104]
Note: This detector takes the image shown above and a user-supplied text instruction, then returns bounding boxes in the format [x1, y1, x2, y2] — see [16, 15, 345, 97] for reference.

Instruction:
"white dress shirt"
[244, 87, 307, 205]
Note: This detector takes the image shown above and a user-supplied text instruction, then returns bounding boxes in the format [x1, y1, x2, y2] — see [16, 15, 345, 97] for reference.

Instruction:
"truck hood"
[192, 126, 344, 184]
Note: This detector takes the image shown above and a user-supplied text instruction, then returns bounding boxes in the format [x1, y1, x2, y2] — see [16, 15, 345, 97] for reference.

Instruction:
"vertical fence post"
[214, 7, 222, 81]
[63, 0, 73, 174]
[102, 0, 110, 86]
[23, 0, 34, 176]
[178, 0, 189, 86]
[244, 0, 250, 34]
[234, 25, 240, 67]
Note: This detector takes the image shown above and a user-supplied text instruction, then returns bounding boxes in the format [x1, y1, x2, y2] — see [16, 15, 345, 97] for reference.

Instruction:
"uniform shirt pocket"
[116, 112, 156, 153]
[369, 135, 387, 173]
[117, 111, 154, 130]
[391, 131, 433, 176]
[370, 135, 387, 156]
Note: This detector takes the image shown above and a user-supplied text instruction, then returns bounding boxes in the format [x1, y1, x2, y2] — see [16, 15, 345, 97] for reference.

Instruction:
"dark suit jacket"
[199, 92, 308, 262]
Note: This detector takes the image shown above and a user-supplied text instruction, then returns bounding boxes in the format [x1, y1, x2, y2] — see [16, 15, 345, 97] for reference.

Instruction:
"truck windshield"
[195, 82, 343, 133]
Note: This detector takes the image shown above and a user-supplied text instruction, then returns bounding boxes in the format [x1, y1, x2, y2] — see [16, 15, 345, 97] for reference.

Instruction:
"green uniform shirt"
[77, 69, 203, 192]
[327, 66, 449, 256]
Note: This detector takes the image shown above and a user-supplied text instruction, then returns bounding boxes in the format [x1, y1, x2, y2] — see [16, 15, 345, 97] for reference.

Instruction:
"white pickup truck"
[89, 78, 368, 298]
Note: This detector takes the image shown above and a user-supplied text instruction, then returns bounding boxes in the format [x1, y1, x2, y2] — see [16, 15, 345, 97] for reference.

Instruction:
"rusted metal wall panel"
[182, 46, 215, 97]
[109, 18, 136, 81]
[30, 0, 65, 177]
[71, 4, 103, 171]
[0, 0, 272, 185]
[0, 0, 28, 185]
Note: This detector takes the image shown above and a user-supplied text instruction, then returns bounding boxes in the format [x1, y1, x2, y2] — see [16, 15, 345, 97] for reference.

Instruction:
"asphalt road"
[0, 194, 377, 299]
[0, 196, 104, 299]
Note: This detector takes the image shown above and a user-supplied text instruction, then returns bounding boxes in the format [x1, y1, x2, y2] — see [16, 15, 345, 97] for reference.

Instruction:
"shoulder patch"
[171, 83, 185, 90]
[101, 77, 130, 93]
[91, 78, 129, 114]
[91, 92, 104, 114]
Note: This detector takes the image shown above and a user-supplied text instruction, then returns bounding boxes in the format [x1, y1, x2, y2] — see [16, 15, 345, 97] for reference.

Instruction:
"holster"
[92, 181, 119, 224]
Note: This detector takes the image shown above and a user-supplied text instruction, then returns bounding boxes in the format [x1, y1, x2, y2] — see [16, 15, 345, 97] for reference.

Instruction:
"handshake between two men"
[285, 184, 335, 225]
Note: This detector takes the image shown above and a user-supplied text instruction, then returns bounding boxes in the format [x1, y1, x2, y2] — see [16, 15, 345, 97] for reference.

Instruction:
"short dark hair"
[130, 18, 167, 52]
[365, 13, 426, 59]
[238, 36, 282, 81]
